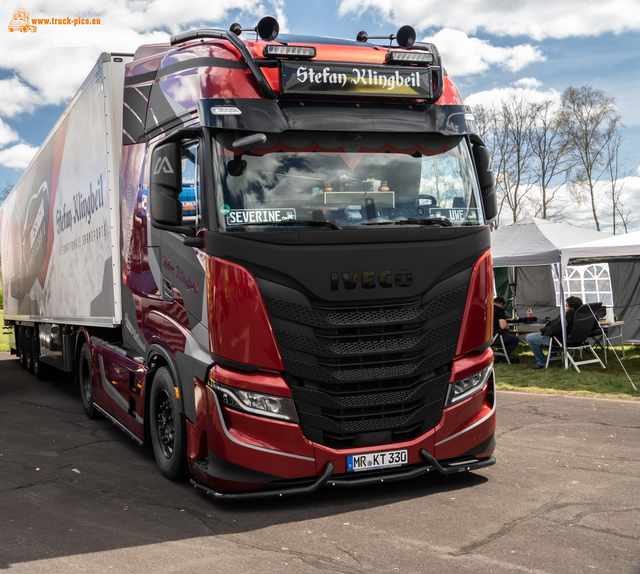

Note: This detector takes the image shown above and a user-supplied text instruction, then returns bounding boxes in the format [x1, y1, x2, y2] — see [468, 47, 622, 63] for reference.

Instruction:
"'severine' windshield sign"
[281, 62, 432, 98]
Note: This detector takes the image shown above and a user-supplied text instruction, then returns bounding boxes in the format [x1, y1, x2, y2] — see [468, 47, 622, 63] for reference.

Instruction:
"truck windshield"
[212, 131, 484, 231]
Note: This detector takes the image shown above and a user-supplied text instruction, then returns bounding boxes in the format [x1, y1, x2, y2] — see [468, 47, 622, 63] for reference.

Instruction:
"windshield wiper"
[238, 219, 342, 230]
[361, 217, 453, 227]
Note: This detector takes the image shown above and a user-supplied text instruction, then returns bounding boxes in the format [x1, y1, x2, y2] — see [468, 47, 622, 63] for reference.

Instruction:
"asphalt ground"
[1, 351, 639, 574]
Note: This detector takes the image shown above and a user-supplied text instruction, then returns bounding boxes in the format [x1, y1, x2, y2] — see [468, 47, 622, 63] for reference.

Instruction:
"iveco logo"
[330, 269, 413, 290]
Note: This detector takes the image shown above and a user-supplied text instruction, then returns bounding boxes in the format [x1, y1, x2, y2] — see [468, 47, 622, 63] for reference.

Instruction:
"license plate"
[347, 449, 408, 472]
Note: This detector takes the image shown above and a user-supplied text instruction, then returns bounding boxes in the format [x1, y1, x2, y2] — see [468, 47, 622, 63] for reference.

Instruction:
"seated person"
[493, 296, 520, 363]
[526, 296, 583, 370]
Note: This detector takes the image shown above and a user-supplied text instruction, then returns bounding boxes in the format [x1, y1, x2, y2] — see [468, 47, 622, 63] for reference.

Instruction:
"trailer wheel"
[15, 326, 22, 362]
[150, 367, 187, 480]
[78, 343, 96, 419]
[32, 328, 47, 380]
[24, 328, 34, 374]
[19, 328, 28, 369]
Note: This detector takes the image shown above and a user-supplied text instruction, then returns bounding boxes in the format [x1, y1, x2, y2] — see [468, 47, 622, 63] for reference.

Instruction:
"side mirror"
[472, 144, 498, 222]
[149, 141, 195, 237]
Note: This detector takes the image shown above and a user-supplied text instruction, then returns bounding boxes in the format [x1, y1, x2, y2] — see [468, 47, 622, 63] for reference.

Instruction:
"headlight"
[445, 365, 493, 406]
[209, 380, 299, 423]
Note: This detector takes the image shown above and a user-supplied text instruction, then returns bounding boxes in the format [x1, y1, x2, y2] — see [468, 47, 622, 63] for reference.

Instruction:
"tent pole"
[552, 263, 569, 369]
[508, 266, 517, 316]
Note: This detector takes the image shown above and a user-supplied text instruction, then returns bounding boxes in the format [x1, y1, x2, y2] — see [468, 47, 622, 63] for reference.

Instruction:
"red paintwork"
[435, 374, 495, 461]
[438, 76, 464, 105]
[206, 255, 283, 370]
[209, 364, 291, 397]
[434, 348, 496, 460]
[87, 334, 148, 441]
[456, 249, 494, 356]
[192, 376, 316, 491]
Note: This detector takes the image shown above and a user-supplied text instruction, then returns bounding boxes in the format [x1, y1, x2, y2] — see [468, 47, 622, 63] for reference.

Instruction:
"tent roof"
[492, 217, 608, 267]
[562, 229, 640, 266]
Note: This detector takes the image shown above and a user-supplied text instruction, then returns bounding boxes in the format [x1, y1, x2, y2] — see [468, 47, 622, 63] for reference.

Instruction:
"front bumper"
[189, 448, 496, 501]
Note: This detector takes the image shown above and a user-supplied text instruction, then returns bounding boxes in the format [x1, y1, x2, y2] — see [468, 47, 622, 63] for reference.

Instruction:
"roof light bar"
[386, 50, 434, 65]
[263, 45, 316, 59]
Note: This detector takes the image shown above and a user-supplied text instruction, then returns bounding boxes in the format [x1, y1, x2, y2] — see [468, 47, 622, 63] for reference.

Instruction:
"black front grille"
[263, 284, 468, 449]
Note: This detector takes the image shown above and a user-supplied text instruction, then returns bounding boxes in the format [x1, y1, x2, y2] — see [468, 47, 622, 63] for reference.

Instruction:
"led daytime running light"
[263, 45, 316, 59]
[209, 379, 299, 423]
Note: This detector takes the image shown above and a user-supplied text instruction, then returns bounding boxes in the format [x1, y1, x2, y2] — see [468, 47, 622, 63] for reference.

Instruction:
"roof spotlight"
[229, 16, 279, 41]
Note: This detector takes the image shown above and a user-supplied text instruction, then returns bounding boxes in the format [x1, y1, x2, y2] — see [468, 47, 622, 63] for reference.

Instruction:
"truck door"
[147, 139, 208, 351]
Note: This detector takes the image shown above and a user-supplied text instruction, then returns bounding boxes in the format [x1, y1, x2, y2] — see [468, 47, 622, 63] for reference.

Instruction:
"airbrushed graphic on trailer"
[1, 66, 117, 324]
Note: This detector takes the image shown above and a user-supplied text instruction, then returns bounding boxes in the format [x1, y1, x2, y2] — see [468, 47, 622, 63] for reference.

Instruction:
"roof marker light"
[210, 107, 242, 115]
[263, 45, 316, 59]
[386, 51, 434, 65]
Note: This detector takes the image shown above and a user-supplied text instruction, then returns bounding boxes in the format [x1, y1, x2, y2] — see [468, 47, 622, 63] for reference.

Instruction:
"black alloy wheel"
[149, 367, 187, 480]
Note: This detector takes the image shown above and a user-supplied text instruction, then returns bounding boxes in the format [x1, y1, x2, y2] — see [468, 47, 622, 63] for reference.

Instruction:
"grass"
[495, 343, 640, 400]
[0, 310, 9, 352]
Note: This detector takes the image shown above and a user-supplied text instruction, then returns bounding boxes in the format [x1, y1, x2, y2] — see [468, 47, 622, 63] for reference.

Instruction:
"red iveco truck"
[0, 18, 498, 499]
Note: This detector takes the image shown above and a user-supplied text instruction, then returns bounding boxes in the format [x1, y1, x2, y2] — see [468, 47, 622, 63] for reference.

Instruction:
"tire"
[15, 326, 22, 363]
[149, 367, 187, 480]
[24, 328, 34, 374]
[32, 328, 47, 380]
[78, 343, 96, 419]
[19, 327, 27, 369]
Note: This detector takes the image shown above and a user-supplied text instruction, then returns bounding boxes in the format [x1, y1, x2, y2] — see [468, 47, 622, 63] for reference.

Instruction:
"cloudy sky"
[1, 0, 639, 230]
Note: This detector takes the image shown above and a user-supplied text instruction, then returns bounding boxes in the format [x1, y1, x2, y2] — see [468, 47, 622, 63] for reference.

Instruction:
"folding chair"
[545, 303, 606, 372]
[491, 333, 511, 365]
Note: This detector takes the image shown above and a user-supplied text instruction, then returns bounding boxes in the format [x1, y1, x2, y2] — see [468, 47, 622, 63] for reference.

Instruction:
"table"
[589, 321, 625, 363]
[509, 323, 546, 342]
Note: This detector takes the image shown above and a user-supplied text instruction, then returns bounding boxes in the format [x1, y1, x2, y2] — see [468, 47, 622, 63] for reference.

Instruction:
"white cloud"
[514, 78, 542, 89]
[0, 77, 41, 117]
[337, 0, 640, 41]
[0, 143, 39, 170]
[423, 29, 545, 77]
[0, 0, 279, 115]
[0, 119, 19, 148]
[464, 84, 561, 110]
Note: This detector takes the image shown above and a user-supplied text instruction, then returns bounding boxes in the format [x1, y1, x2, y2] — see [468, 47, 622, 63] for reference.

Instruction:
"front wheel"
[149, 367, 187, 480]
[78, 343, 96, 419]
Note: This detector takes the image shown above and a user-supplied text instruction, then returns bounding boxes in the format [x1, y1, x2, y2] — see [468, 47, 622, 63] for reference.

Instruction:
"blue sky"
[1, 0, 639, 230]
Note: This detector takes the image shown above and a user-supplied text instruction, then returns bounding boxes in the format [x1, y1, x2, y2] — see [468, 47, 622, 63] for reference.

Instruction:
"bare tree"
[493, 91, 537, 224]
[528, 99, 571, 221]
[557, 86, 622, 231]
[604, 131, 633, 234]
